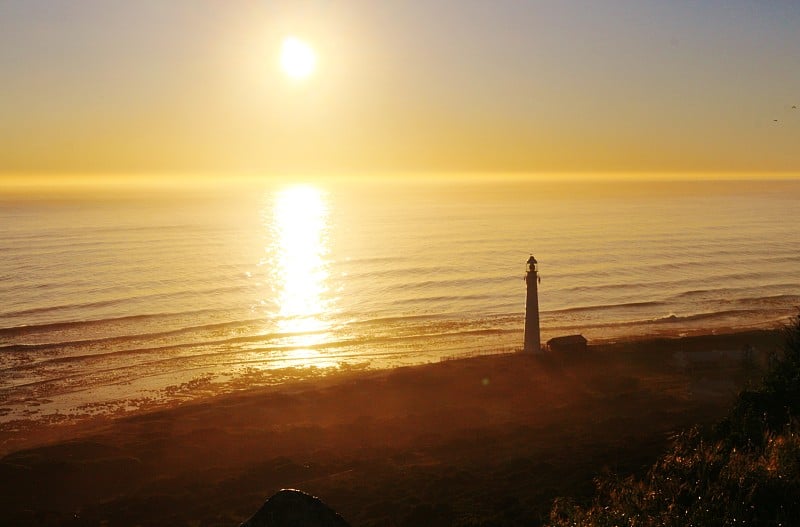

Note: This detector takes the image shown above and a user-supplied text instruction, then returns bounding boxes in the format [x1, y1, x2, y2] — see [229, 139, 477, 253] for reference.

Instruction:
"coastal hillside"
[548, 313, 800, 527]
[0, 329, 778, 526]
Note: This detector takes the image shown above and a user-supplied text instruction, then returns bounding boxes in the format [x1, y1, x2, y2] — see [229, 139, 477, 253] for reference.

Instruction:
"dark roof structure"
[547, 334, 588, 352]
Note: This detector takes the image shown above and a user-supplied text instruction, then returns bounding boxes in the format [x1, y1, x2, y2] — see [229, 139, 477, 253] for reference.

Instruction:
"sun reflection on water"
[263, 185, 335, 364]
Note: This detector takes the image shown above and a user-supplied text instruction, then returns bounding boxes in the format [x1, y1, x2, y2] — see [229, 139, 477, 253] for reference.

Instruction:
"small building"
[547, 334, 588, 353]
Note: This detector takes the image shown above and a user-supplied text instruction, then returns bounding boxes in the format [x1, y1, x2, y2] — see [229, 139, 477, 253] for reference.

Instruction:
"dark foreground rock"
[240, 489, 351, 527]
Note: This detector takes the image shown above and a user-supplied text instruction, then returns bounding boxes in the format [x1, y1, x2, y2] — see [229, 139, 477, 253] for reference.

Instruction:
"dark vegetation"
[548, 313, 800, 527]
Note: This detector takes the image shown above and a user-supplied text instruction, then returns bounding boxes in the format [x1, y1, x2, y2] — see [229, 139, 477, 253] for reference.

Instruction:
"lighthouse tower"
[524, 254, 541, 353]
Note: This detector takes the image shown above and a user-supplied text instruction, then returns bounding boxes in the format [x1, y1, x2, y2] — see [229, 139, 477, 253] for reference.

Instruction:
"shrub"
[548, 313, 800, 527]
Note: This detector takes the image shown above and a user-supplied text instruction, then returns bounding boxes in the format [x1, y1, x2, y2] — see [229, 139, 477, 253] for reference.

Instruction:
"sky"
[1, 0, 799, 177]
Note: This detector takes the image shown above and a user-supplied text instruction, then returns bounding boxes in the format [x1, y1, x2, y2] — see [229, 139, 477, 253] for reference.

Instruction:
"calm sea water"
[1, 178, 799, 422]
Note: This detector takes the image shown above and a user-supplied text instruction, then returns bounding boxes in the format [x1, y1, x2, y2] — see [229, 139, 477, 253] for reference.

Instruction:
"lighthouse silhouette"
[524, 254, 541, 353]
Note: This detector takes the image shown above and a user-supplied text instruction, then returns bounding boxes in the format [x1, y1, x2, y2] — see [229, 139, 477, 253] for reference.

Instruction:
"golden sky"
[1, 1, 799, 176]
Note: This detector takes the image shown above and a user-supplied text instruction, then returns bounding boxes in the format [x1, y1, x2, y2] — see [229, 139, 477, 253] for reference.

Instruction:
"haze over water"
[1, 177, 799, 422]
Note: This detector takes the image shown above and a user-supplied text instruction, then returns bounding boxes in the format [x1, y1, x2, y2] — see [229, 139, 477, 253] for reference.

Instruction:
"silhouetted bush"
[547, 312, 800, 526]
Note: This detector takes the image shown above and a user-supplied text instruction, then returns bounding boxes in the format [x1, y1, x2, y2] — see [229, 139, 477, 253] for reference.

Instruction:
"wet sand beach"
[0, 329, 781, 526]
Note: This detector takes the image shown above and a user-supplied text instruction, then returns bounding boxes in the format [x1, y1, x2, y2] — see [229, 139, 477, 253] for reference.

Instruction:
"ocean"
[1, 177, 799, 422]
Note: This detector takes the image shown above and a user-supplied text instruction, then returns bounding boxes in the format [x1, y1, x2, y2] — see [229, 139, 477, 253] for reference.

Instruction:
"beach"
[0, 329, 780, 526]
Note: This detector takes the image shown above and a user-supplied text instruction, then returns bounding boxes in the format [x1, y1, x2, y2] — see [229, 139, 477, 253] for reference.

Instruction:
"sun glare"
[268, 185, 331, 352]
[280, 36, 317, 80]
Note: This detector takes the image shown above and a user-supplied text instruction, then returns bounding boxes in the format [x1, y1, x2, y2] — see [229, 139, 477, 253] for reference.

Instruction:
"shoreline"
[0, 326, 782, 457]
[0, 327, 783, 525]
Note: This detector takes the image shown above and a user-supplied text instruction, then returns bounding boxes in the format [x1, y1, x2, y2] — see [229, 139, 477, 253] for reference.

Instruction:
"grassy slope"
[0, 329, 782, 527]
[548, 314, 800, 527]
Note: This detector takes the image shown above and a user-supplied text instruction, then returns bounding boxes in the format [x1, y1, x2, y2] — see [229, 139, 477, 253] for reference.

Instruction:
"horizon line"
[1, 171, 799, 191]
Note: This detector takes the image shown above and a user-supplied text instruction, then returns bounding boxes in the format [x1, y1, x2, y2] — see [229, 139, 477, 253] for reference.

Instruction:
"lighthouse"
[524, 254, 541, 353]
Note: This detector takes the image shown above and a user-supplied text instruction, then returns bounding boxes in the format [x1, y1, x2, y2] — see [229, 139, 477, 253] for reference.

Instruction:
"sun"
[280, 37, 317, 80]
